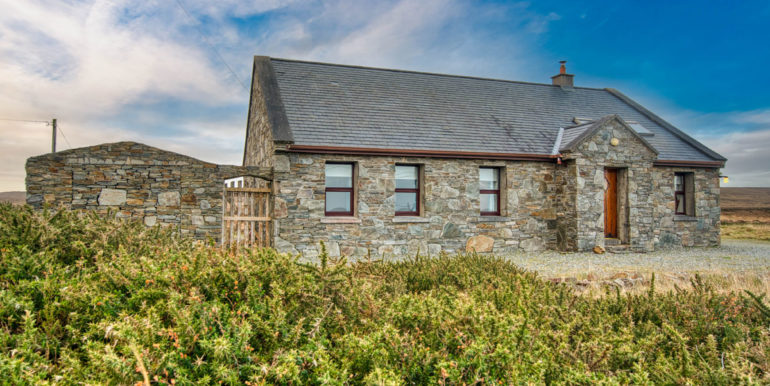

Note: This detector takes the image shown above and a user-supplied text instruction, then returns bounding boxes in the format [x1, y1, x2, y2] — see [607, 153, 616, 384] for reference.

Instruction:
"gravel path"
[503, 239, 770, 278]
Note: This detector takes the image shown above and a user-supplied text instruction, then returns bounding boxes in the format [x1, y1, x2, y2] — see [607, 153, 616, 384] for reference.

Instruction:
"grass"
[1, 203, 770, 384]
[722, 223, 770, 242]
[569, 271, 770, 299]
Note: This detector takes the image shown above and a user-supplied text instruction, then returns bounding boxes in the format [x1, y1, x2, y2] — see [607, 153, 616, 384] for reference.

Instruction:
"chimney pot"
[551, 60, 574, 87]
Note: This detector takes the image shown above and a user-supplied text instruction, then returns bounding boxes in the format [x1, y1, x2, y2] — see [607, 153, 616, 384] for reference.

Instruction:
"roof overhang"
[284, 145, 558, 162]
[653, 159, 725, 168]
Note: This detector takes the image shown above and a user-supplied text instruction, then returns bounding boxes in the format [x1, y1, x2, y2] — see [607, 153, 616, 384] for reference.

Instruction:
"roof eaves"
[604, 88, 726, 162]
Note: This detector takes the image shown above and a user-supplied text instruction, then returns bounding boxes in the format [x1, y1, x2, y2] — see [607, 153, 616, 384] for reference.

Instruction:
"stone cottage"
[243, 57, 726, 257]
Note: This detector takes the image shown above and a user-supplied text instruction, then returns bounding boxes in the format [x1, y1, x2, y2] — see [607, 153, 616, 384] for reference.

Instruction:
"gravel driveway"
[503, 239, 770, 278]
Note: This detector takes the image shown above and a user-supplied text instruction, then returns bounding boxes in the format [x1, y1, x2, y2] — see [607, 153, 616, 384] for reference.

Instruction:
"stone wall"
[26, 142, 270, 241]
[566, 119, 658, 252]
[271, 152, 566, 258]
[268, 137, 719, 257]
[243, 63, 274, 170]
[651, 167, 721, 248]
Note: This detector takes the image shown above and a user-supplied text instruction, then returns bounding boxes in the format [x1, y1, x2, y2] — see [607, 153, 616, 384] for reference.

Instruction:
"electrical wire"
[0, 118, 72, 150]
[57, 125, 73, 149]
[173, 0, 249, 91]
[0, 118, 50, 124]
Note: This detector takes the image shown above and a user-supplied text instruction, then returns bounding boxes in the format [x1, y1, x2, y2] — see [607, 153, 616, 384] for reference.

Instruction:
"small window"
[325, 163, 354, 216]
[480, 167, 500, 216]
[395, 164, 420, 216]
[627, 121, 654, 137]
[674, 172, 695, 216]
[674, 173, 685, 214]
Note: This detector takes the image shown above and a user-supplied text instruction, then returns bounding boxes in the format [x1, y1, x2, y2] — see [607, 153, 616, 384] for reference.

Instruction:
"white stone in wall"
[274, 155, 291, 172]
[98, 188, 126, 206]
[144, 216, 157, 226]
[427, 244, 442, 256]
[158, 191, 180, 207]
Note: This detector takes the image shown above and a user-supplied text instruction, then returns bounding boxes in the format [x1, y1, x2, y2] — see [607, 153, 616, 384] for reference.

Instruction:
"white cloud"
[0, 0, 565, 191]
[703, 128, 770, 187]
[649, 107, 770, 187]
[0, 0, 242, 119]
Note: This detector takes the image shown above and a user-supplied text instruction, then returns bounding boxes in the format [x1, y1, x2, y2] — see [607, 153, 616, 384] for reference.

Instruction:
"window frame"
[394, 164, 421, 216]
[674, 172, 686, 215]
[324, 162, 355, 217]
[479, 167, 501, 216]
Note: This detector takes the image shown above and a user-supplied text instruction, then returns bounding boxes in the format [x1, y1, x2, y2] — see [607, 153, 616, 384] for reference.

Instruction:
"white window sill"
[478, 216, 510, 222]
[392, 217, 430, 223]
[674, 215, 697, 222]
[321, 217, 361, 224]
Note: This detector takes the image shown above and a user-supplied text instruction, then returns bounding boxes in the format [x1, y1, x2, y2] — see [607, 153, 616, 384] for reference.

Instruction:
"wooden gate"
[221, 186, 272, 249]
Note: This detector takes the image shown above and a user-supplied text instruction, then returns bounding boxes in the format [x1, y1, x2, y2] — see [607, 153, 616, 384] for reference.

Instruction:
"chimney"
[551, 60, 574, 88]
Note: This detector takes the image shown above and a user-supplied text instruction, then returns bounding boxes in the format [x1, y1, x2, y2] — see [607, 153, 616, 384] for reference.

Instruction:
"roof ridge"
[269, 57, 608, 91]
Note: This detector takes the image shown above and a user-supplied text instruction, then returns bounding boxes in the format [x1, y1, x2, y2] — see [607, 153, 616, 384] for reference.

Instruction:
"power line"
[57, 125, 73, 149]
[0, 118, 50, 124]
[173, 0, 249, 91]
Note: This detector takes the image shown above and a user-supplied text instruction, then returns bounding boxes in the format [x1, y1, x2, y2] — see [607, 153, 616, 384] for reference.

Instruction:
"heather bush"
[1, 203, 768, 384]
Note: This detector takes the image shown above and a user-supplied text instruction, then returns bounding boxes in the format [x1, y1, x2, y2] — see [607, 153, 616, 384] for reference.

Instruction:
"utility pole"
[51, 118, 57, 153]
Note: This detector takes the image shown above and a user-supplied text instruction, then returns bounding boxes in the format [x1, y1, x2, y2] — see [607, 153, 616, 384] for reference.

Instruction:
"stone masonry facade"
[251, 116, 721, 258]
[24, 121, 720, 255]
[652, 167, 721, 248]
[270, 152, 567, 258]
[563, 118, 659, 252]
[26, 142, 270, 242]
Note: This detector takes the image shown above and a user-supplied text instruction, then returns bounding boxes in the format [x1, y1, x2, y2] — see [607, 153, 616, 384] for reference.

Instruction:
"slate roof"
[259, 57, 725, 163]
[560, 122, 596, 152]
[558, 115, 658, 154]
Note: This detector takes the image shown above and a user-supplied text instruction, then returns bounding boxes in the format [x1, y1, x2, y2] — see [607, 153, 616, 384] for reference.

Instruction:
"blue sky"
[0, 0, 768, 190]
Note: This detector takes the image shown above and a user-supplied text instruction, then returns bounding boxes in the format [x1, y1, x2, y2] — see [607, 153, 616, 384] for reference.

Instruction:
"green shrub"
[0, 203, 768, 384]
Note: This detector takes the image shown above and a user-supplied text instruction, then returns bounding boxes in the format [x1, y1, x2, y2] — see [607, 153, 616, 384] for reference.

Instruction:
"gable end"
[560, 115, 659, 155]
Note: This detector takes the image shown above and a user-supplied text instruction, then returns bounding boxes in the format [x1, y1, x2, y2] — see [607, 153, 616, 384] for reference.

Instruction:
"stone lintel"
[392, 217, 430, 223]
[320, 217, 362, 224]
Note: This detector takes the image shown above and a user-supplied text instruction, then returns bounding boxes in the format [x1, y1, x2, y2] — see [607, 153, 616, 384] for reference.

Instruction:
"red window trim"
[480, 167, 501, 216]
[674, 172, 686, 215]
[395, 164, 420, 216]
[325, 162, 354, 217]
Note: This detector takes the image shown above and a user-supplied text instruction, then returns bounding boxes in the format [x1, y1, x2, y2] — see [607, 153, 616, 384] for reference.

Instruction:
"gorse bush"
[1, 203, 769, 384]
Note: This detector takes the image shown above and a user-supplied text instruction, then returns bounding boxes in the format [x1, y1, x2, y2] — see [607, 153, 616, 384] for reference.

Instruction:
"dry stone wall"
[26, 142, 270, 242]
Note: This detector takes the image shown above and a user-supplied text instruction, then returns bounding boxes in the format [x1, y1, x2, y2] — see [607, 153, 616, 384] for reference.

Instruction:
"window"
[325, 163, 354, 216]
[395, 165, 420, 216]
[674, 173, 686, 215]
[674, 172, 695, 216]
[479, 167, 500, 216]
